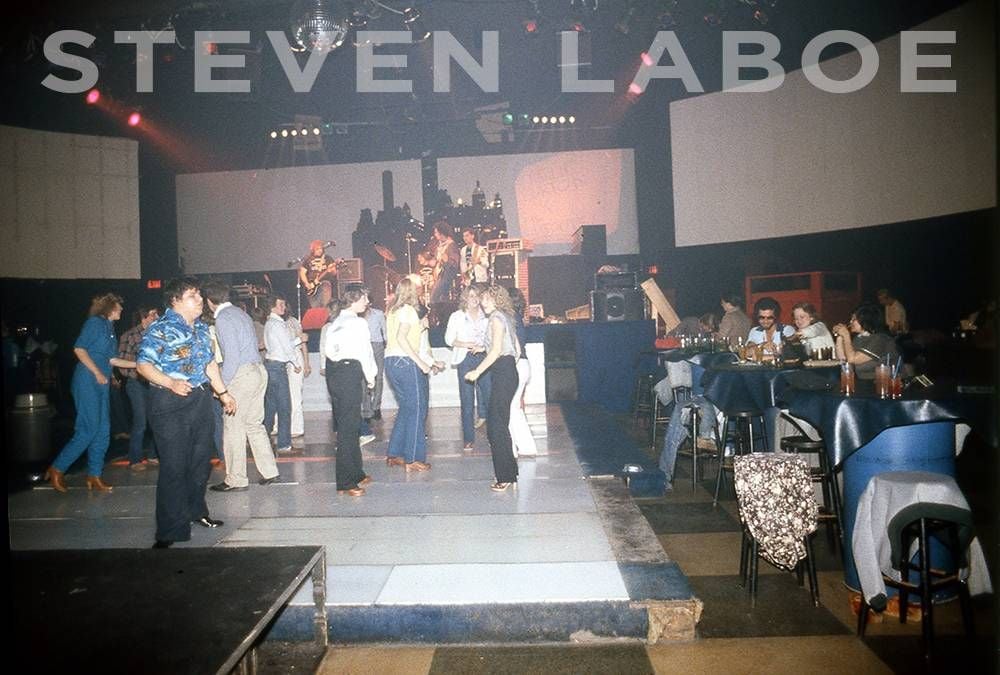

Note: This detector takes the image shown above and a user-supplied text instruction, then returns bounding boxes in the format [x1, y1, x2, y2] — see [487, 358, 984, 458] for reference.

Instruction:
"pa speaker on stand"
[590, 289, 645, 322]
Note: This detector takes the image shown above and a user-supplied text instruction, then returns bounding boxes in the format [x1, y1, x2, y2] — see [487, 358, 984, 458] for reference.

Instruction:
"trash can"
[7, 393, 54, 463]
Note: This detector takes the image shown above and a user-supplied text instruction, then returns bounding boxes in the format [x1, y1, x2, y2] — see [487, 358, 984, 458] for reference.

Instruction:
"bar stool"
[713, 409, 768, 507]
[675, 404, 720, 490]
[650, 386, 691, 449]
[781, 435, 844, 551]
[631, 373, 655, 429]
[734, 452, 820, 608]
[857, 502, 977, 660]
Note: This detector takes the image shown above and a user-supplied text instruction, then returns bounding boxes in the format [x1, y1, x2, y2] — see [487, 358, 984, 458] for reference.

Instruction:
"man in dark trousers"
[137, 278, 236, 548]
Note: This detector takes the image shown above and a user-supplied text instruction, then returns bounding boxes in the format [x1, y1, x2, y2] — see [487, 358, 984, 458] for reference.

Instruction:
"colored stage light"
[127, 112, 141, 127]
[502, 113, 514, 125]
[628, 82, 644, 95]
[85, 89, 100, 105]
[641, 52, 654, 67]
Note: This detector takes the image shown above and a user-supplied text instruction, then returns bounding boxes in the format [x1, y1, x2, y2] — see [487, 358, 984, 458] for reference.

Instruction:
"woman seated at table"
[832, 303, 899, 379]
[788, 302, 835, 355]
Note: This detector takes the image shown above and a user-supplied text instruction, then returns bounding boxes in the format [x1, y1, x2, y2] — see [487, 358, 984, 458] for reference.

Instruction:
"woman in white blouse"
[322, 288, 377, 496]
[790, 302, 835, 356]
[445, 284, 492, 449]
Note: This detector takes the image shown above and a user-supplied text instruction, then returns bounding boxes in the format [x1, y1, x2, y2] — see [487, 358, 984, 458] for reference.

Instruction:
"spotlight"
[347, 11, 370, 47]
[281, 129, 289, 137]
[568, 115, 576, 124]
[628, 82, 644, 96]
[313, 127, 321, 135]
[403, 7, 430, 42]
[127, 112, 141, 127]
[549, 116, 558, 124]
[641, 52, 654, 67]
[752, 8, 769, 25]
[614, 3, 638, 35]
[291, 129, 298, 136]
[565, 0, 595, 33]
[558, 116, 566, 124]
[540, 116, 549, 124]
[85, 88, 100, 104]
[502, 113, 514, 125]
[523, 0, 541, 35]
[656, 11, 678, 31]
[270, 130, 278, 139]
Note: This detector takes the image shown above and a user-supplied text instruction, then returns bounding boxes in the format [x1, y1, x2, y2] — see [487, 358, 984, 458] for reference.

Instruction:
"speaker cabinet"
[590, 289, 645, 322]
[338, 258, 364, 283]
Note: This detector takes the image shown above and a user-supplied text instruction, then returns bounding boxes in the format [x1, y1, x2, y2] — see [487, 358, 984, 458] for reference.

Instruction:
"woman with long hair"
[384, 278, 440, 472]
[46, 293, 135, 492]
[507, 288, 536, 458]
[789, 302, 835, 355]
[832, 303, 899, 379]
[465, 285, 521, 491]
[444, 284, 491, 449]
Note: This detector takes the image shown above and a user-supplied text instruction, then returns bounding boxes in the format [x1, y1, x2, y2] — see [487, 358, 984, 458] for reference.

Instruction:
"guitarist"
[459, 228, 489, 286]
[429, 222, 460, 324]
[299, 240, 338, 308]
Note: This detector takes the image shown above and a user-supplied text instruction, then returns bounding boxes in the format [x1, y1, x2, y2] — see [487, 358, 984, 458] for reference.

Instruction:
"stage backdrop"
[671, 0, 996, 247]
[436, 149, 638, 257]
[175, 160, 423, 274]
[0, 125, 140, 279]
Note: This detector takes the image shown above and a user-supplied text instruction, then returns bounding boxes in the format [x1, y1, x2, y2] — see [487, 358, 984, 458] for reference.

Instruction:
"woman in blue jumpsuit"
[45, 294, 134, 492]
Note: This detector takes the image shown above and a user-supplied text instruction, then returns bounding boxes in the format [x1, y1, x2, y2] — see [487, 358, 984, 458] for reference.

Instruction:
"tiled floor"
[302, 407, 996, 674]
[10, 403, 996, 673]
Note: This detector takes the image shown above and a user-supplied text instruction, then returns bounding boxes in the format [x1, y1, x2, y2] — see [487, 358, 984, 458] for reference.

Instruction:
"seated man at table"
[832, 303, 899, 380]
[747, 297, 795, 347]
[717, 292, 752, 341]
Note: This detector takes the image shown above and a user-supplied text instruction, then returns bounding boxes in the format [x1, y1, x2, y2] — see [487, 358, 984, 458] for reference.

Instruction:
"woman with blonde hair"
[46, 293, 136, 492]
[444, 284, 491, 449]
[384, 278, 440, 471]
[465, 285, 521, 491]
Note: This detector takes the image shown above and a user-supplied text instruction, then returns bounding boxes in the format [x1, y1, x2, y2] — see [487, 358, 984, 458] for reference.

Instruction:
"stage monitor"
[437, 149, 638, 257]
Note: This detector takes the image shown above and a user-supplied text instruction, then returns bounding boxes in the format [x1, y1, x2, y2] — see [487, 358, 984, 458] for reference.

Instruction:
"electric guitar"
[305, 258, 346, 296]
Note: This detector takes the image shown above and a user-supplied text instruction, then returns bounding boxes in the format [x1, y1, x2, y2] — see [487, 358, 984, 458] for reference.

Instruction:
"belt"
[151, 381, 212, 392]
[330, 359, 360, 367]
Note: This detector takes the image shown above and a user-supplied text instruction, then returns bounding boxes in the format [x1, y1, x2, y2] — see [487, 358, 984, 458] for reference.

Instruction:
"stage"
[9, 403, 696, 645]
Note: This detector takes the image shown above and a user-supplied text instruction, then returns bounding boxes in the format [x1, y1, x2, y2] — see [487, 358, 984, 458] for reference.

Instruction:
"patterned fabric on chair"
[734, 453, 818, 570]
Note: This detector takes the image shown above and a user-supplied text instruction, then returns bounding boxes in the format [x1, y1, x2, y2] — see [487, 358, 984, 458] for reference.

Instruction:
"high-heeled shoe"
[490, 481, 516, 492]
[85, 475, 113, 492]
[386, 456, 405, 466]
[337, 487, 366, 497]
[44, 466, 67, 493]
[405, 461, 431, 472]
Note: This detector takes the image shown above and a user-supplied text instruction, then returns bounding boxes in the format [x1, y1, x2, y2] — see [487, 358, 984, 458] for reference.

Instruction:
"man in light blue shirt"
[746, 296, 795, 347]
[203, 281, 280, 491]
[263, 294, 300, 453]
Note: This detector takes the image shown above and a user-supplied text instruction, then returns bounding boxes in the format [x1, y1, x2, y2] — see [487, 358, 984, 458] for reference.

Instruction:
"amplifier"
[487, 238, 531, 252]
[590, 289, 645, 322]
[595, 271, 637, 291]
[338, 258, 363, 282]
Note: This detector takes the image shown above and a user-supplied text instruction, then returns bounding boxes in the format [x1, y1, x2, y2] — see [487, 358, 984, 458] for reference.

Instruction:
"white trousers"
[509, 358, 537, 456]
[288, 363, 305, 436]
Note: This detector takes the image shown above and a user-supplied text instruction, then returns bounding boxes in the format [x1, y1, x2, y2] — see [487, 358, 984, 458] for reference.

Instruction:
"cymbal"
[374, 244, 396, 262]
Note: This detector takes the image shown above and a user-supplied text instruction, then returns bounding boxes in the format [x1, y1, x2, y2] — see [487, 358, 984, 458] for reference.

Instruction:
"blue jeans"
[52, 365, 110, 476]
[263, 360, 291, 449]
[456, 352, 492, 444]
[659, 395, 717, 488]
[384, 356, 428, 463]
[125, 378, 156, 464]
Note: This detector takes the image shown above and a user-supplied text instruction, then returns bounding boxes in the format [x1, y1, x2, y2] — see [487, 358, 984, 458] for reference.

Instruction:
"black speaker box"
[590, 289, 645, 322]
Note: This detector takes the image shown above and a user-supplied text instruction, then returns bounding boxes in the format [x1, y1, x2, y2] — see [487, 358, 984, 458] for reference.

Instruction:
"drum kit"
[370, 243, 402, 303]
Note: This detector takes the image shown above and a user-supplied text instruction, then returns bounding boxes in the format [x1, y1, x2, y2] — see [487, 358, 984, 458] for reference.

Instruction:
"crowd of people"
[42, 271, 538, 546]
